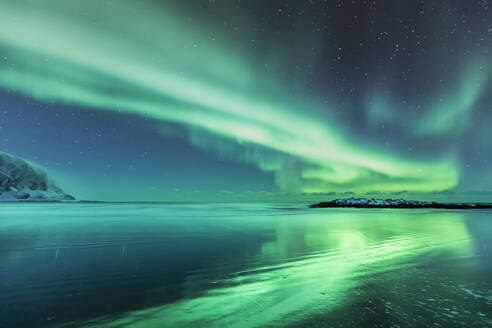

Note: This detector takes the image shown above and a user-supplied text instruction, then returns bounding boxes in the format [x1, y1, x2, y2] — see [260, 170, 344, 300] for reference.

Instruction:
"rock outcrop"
[309, 198, 492, 209]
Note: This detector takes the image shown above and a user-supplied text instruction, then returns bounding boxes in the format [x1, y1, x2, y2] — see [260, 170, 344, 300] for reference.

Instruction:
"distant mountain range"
[309, 198, 492, 209]
[0, 152, 74, 201]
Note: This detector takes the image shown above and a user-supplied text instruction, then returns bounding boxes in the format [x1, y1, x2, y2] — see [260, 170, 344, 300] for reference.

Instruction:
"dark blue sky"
[1, 0, 492, 201]
[0, 89, 275, 200]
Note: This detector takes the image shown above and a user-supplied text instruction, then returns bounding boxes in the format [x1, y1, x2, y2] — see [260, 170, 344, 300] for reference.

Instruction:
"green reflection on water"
[61, 210, 472, 328]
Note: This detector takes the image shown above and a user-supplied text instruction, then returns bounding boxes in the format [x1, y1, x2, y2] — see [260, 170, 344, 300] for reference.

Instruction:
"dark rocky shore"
[309, 198, 492, 209]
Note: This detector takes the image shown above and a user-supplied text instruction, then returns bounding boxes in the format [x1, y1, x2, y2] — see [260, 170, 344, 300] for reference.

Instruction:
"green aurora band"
[1, 0, 487, 194]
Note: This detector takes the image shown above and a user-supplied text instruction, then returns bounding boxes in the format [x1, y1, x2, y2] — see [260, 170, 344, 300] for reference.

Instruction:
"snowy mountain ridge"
[0, 152, 74, 201]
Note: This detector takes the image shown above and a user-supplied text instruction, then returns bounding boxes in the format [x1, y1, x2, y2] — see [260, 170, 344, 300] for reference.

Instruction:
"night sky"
[1, 0, 491, 202]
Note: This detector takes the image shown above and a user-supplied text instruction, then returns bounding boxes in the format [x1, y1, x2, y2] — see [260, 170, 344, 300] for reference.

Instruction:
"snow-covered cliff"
[0, 152, 74, 201]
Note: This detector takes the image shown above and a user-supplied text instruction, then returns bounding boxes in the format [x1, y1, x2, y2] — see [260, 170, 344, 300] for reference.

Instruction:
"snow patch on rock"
[332, 197, 430, 207]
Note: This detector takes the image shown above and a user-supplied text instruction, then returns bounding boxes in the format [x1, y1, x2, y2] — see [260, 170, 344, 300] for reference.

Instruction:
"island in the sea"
[309, 198, 492, 209]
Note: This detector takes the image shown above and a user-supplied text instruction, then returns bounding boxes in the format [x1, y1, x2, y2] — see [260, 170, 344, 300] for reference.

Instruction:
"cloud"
[432, 189, 455, 195]
[459, 190, 492, 195]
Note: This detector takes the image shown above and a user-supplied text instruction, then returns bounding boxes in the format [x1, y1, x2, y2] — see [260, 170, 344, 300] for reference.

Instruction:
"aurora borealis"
[1, 0, 491, 201]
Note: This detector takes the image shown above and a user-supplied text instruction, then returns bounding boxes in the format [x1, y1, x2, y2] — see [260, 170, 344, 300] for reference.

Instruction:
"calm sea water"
[0, 203, 491, 328]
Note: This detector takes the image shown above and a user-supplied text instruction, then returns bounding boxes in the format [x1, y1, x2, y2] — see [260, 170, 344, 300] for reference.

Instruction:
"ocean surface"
[0, 203, 491, 328]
